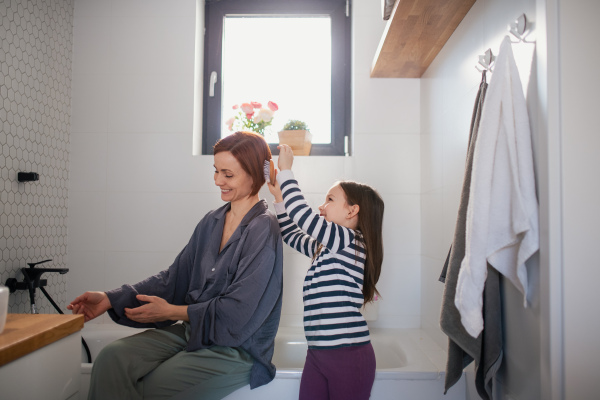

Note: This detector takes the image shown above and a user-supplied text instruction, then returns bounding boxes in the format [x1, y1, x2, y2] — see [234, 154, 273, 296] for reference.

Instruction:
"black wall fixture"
[17, 172, 39, 182]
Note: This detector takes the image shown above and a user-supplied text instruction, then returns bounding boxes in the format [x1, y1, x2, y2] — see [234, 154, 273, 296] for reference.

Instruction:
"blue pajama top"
[106, 200, 284, 389]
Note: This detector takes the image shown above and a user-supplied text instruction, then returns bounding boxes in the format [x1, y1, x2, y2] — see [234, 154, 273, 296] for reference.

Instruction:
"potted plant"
[278, 120, 313, 156]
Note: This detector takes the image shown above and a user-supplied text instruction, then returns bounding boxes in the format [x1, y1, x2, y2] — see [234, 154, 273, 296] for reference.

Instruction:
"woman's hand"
[124, 295, 189, 323]
[67, 291, 112, 322]
[277, 144, 294, 171]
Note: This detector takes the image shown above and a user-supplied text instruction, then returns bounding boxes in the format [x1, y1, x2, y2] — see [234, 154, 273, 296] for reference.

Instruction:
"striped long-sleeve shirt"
[274, 169, 370, 349]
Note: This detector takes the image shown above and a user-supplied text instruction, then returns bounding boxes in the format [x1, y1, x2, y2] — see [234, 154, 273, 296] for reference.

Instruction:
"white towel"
[455, 36, 539, 338]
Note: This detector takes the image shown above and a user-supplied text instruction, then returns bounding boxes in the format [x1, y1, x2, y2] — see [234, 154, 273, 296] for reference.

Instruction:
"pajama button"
[211, 268, 215, 271]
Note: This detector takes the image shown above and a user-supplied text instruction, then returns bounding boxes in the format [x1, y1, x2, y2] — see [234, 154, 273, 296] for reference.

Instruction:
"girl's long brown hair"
[339, 181, 384, 304]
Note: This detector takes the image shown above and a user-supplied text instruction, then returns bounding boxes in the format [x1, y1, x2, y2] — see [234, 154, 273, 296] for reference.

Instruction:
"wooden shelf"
[371, 0, 476, 78]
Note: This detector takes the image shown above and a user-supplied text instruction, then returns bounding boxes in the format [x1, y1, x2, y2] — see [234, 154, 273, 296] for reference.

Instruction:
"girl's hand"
[277, 144, 294, 171]
[267, 169, 283, 202]
[124, 295, 188, 323]
[67, 291, 112, 322]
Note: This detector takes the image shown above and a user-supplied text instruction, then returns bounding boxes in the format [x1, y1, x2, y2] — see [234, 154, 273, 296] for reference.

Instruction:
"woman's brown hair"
[213, 131, 272, 196]
[338, 181, 384, 304]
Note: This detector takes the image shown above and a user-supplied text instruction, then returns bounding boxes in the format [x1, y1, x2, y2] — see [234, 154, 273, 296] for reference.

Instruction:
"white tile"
[419, 76, 434, 135]
[71, 73, 110, 133]
[442, 184, 462, 250]
[352, 0, 388, 21]
[437, 15, 484, 101]
[280, 252, 308, 316]
[193, 155, 222, 192]
[421, 61, 447, 120]
[420, 133, 444, 193]
[343, 154, 356, 178]
[105, 192, 213, 252]
[74, 0, 112, 18]
[352, 3, 387, 79]
[420, 256, 445, 335]
[381, 194, 420, 255]
[353, 79, 420, 135]
[282, 156, 346, 195]
[352, 15, 387, 76]
[448, 88, 478, 141]
[109, 16, 195, 75]
[72, 17, 112, 74]
[376, 254, 421, 317]
[69, 133, 107, 192]
[67, 251, 107, 302]
[428, 98, 447, 140]
[108, 73, 194, 134]
[104, 251, 178, 290]
[421, 189, 446, 260]
[68, 191, 106, 252]
[481, 0, 535, 52]
[352, 133, 420, 194]
[106, 133, 201, 193]
[112, 0, 196, 17]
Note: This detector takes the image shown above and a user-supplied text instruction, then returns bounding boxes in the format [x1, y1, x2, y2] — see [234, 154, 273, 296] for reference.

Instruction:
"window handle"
[209, 71, 218, 97]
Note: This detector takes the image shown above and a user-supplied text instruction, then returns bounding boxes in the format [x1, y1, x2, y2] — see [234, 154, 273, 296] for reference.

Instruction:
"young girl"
[268, 144, 384, 400]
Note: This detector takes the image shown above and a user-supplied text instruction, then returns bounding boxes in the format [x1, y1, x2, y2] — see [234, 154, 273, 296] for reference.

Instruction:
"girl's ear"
[347, 204, 360, 219]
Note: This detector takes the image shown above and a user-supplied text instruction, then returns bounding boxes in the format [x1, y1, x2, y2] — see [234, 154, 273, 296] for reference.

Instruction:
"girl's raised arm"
[277, 170, 356, 255]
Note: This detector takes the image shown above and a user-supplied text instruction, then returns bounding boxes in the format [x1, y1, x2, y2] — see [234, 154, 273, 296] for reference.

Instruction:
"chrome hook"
[475, 48, 495, 73]
[509, 14, 529, 42]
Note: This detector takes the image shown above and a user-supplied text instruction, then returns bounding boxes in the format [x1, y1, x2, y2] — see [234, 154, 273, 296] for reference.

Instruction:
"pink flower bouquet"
[225, 100, 279, 136]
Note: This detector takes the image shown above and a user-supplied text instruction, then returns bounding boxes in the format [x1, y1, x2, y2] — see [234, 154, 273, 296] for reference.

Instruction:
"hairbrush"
[263, 159, 276, 186]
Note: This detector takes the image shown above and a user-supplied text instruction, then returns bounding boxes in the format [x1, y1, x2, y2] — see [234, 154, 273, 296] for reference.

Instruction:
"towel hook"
[475, 48, 495, 73]
[508, 14, 530, 42]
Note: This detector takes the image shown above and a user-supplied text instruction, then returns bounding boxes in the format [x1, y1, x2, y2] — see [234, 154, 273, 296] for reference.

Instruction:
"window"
[202, 0, 351, 155]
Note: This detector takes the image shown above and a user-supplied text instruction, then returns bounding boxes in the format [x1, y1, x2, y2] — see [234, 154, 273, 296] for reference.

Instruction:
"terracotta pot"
[278, 130, 312, 156]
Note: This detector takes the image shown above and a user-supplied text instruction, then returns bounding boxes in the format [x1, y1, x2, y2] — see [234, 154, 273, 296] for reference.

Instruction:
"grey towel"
[439, 71, 503, 400]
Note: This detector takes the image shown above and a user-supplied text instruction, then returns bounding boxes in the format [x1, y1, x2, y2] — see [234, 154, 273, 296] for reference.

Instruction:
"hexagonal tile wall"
[0, 0, 74, 314]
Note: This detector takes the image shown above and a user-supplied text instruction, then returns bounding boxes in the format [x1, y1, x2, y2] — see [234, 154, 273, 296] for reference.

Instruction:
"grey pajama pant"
[88, 323, 254, 400]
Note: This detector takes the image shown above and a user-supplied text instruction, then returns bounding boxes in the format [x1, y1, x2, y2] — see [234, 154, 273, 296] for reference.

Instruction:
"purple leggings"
[299, 343, 376, 400]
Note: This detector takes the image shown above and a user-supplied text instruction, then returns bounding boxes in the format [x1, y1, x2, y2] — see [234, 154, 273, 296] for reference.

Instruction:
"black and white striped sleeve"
[276, 170, 355, 255]
[273, 201, 317, 258]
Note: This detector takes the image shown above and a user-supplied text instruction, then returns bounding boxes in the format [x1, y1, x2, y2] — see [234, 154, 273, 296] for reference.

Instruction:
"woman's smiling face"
[214, 151, 254, 204]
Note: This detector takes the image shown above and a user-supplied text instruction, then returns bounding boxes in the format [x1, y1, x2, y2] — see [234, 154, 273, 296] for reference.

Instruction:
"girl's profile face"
[213, 151, 254, 204]
[318, 184, 353, 226]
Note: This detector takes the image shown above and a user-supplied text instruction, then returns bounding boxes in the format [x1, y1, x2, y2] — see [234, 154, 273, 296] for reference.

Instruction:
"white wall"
[558, 1, 600, 398]
[68, 0, 421, 329]
[420, 0, 542, 399]
[421, 0, 600, 398]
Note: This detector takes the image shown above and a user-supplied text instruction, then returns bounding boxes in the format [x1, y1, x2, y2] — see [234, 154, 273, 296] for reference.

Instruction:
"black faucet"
[5, 259, 69, 314]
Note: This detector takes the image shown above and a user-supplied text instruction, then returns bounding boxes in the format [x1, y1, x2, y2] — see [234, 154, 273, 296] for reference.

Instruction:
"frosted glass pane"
[221, 17, 332, 144]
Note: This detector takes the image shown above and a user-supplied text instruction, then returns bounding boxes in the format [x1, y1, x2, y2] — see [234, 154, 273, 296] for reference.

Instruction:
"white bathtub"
[80, 325, 466, 400]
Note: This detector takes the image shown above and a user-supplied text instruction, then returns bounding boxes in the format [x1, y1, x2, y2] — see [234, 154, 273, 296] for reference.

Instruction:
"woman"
[68, 131, 284, 400]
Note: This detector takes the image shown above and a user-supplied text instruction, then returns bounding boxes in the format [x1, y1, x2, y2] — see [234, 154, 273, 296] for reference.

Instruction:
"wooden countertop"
[0, 314, 84, 367]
